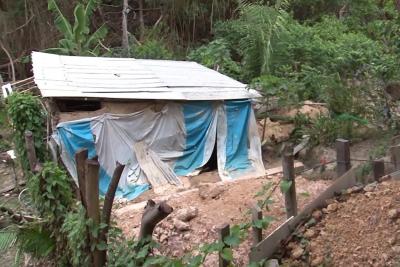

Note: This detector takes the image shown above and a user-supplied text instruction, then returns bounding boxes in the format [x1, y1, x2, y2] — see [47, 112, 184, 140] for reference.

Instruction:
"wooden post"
[251, 204, 262, 246]
[336, 139, 351, 177]
[390, 145, 400, 170]
[85, 159, 102, 267]
[24, 130, 37, 172]
[100, 162, 125, 265]
[282, 145, 297, 218]
[373, 160, 385, 181]
[75, 149, 88, 208]
[219, 224, 230, 267]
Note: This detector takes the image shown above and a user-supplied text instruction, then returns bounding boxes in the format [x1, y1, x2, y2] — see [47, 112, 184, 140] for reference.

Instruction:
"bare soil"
[115, 174, 331, 266]
[281, 180, 400, 267]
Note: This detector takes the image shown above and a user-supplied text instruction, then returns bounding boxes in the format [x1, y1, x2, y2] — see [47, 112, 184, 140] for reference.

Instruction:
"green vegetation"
[6, 93, 46, 172]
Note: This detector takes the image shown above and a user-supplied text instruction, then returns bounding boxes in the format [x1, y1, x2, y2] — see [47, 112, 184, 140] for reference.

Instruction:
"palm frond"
[48, 0, 73, 40]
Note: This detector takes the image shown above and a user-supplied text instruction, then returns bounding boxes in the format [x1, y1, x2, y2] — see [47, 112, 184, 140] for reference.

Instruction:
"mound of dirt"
[281, 180, 400, 267]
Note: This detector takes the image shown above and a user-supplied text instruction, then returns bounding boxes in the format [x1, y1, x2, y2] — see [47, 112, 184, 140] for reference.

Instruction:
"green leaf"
[224, 233, 240, 247]
[221, 247, 233, 261]
[280, 180, 292, 193]
[85, 24, 108, 49]
[73, 4, 87, 44]
[48, 0, 73, 40]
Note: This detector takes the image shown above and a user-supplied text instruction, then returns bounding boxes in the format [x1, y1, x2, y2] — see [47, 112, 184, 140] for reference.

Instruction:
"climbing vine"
[6, 92, 46, 172]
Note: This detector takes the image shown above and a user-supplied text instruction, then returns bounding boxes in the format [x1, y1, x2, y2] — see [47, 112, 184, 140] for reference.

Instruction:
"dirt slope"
[281, 180, 400, 267]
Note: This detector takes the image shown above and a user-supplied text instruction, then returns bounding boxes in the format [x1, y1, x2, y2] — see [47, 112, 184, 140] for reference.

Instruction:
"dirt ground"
[281, 180, 400, 267]
[115, 174, 331, 266]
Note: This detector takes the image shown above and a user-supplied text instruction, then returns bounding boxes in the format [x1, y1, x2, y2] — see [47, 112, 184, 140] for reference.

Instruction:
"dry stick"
[138, 200, 173, 240]
[100, 163, 125, 264]
[75, 149, 88, 208]
[121, 0, 130, 57]
[85, 159, 102, 267]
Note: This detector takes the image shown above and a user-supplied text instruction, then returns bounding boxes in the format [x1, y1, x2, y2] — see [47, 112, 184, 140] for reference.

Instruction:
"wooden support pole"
[85, 159, 102, 267]
[219, 223, 230, 267]
[373, 160, 385, 181]
[336, 139, 351, 177]
[24, 130, 37, 172]
[282, 145, 297, 218]
[75, 149, 88, 208]
[390, 145, 400, 170]
[251, 204, 263, 246]
[139, 200, 173, 240]
[99, 162, 125, 265]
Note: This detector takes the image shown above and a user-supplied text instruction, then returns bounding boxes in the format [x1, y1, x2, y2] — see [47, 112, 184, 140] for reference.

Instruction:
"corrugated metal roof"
[32, 52, 259, 100]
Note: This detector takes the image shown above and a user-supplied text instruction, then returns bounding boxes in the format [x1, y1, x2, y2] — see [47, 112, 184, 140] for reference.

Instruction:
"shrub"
[6, 93, 46, 172]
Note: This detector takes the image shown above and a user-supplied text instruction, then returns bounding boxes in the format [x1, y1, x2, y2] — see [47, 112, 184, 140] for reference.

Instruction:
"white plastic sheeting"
[55, 101, 264, 200]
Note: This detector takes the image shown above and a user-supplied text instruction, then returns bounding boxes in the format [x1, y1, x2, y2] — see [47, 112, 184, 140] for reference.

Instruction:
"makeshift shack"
[31, 51, 265, 200]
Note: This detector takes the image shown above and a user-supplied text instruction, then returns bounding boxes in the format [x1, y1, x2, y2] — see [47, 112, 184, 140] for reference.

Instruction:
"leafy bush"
[28, 162, 73, 222]
[131, 40, 173, 60]
[188, 39, 241, 80]
[6, 93, 46, 172]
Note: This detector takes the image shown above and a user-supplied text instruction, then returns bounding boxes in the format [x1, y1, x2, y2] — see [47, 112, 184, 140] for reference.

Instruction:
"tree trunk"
[138, 0, 145, 42]
[122, 0, 130, 56]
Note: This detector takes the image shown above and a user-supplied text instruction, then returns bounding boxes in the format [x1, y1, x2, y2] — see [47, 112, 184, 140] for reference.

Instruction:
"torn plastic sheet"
[55, 101, 264, 200]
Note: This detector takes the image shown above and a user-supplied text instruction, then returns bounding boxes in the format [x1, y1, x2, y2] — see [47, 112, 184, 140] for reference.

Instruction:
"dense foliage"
[6, 93, 46, 172]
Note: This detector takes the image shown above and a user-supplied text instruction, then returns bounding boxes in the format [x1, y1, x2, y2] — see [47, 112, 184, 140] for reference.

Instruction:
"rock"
[291, 247, 304, 259]
[310, 256, 324, 267]
[364, 182, 377, 192]
[304, 229, 316, 239]
[391, 245, 400, 254]
[198, 184, 225, 200]
[159, 234, 168, 243]
[312, 210, 323, 221]
[175, 207, 198, 222]
[173, 219, 190, 231]
[346, 185, 364, 194]
[265, 259, 280, 267]
[259, 118, 295, 143]
[389, 236, 397, 245]
[326, 203, 338, 213]
[388, 209, 400, 220]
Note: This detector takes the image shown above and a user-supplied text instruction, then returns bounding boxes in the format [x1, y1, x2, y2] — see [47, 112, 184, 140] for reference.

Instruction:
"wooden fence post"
[373, 160, 385, 181]
[251, 205, 262, 246]
[219, 224, 230, 267]
[85, 159, 102, 267]
[24, 130, 37, 172]
[336, 139, 351, 177]
[282, 145, 297, 218]
[390, 145, 400, 170]
[75, 149, 88, 208]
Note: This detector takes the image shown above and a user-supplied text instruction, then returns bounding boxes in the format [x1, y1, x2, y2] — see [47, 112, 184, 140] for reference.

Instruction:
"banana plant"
[46, 0, 108, 56]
